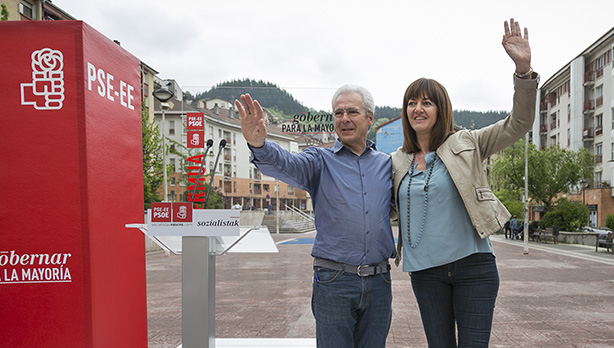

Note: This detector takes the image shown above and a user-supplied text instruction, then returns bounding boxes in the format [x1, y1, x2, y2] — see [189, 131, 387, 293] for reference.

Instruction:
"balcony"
[224, 154, 231, 162]
[550, 121, 557, 130]
[583, 99, 595, 114]
[596, 126, 603, 136]
[254, 173, 262, 181]
[596, 154, 603, 164]
[540, 102, 548, 113]
[539, 124, 548, 134]
[584, 71, 595, 85]
[583, 128, 594, 140]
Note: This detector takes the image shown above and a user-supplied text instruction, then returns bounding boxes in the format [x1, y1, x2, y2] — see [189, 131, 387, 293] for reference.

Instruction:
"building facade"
[532, 27, 614, 226]
[4, 0, 75, 21]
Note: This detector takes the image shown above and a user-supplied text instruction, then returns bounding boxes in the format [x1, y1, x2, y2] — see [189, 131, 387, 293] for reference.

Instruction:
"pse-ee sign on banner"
[0, 21, 147, 347]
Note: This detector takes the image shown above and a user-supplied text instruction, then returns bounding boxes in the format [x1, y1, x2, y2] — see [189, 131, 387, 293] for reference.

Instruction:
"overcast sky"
[55, 0, 613, 112]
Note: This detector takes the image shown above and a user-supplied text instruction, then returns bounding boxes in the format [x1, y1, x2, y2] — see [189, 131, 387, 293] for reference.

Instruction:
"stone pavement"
[146, 230, 614, 348]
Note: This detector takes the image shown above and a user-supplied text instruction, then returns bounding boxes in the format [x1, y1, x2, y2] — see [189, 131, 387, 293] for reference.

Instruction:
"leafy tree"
[494, 187, 524, 218]
[142, 103, 164, 209]
[606, 214, 614, 230]
[541, 198, 588, 231]
[490, 139, 595, 211]
[1, 4, 9, 21]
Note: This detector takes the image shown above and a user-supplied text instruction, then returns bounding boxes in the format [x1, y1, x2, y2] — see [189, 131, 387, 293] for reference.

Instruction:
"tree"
[142, 104, 164, 209]
[490, 139, 595, 211]
[494, 187, 524, 218]
[541, 198, 588, 231]
[1, 4, 9, 21]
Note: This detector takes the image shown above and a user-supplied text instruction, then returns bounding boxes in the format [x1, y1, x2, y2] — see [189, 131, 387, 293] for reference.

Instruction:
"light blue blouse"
[398, 151, 493, 272]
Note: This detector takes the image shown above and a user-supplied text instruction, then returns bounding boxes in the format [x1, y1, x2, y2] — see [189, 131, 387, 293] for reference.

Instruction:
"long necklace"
[406, 153, 438, 248]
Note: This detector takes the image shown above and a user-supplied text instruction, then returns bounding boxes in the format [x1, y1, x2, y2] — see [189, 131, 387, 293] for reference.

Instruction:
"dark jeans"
[410, 253, 499, 348]
[312, 267, 392, 348]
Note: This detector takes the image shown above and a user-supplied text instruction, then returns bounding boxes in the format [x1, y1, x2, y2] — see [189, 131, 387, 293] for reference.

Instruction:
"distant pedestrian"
[267, 203, 272, 215]
[510, 216, 521, 240]
[504, 219, 511, 239]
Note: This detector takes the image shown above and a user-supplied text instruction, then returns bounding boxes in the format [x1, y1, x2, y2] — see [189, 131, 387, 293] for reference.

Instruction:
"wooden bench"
[595, 232, 613, 252]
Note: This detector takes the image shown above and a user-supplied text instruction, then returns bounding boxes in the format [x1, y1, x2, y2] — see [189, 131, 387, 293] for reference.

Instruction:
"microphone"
[189, 139, 214, 202]
[204, 139, 227, 207]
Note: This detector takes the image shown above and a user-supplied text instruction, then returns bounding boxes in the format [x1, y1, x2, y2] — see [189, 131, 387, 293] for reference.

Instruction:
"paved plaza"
[146, 229, 614, 348]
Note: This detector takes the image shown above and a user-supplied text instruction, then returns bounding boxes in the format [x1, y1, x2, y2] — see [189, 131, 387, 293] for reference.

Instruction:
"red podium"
[0, 21, 147, 347]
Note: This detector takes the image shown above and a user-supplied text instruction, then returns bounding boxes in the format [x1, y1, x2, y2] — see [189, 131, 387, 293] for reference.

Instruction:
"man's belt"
[313, 258, 391, 277]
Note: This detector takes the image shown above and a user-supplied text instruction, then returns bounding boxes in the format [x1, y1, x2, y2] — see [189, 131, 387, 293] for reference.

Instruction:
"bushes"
[606, 214, 614, 230]
[541, 198, 588, 231]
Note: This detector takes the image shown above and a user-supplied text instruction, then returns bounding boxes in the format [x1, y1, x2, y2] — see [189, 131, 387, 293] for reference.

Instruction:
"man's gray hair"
[331, 85, 375, 114]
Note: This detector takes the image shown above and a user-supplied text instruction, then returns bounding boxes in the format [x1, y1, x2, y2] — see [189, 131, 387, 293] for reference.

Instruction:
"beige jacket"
[391, 75, 538, 265]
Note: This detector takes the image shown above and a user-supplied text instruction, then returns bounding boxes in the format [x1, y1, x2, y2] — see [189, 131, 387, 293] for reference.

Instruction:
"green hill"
[194, 78, 508, 129]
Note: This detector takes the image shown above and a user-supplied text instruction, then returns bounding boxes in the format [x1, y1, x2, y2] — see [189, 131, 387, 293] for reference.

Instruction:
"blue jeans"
[410, 253, 499, 348]
[312, 267, 392, 348]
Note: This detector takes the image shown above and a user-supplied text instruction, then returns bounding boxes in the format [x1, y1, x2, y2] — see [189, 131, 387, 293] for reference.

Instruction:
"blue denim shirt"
[250, 139, 396, 266]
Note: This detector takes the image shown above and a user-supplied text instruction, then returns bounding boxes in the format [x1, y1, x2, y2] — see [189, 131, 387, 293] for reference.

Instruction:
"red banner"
[0, 21, 146, 347]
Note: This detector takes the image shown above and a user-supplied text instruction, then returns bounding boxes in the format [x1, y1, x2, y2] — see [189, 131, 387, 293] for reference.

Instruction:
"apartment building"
[532, 27, 614, 226]
[153, 96, 310, 211]
[4, 0, 74, 21]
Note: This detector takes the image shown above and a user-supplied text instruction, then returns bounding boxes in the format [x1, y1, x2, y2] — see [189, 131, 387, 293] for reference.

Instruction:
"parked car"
[584, 226, 613, 248]
[583, 226, 611, 238]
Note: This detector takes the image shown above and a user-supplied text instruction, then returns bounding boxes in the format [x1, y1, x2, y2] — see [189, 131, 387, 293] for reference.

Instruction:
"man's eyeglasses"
[333, 108, 364, 118]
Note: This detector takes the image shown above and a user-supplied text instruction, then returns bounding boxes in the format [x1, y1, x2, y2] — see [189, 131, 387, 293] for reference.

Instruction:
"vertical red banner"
[0, 21, 146, 347]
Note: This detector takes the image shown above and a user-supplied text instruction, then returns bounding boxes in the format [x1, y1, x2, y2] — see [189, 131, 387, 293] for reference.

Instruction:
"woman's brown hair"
[400, 78, 455, 153]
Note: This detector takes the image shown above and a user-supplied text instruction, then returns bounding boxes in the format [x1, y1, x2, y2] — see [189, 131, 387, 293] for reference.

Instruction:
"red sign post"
[0, 21, 147, 347]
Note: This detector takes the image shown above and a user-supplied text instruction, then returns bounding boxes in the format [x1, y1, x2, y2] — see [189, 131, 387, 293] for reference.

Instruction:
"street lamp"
[153, 87, 174, 202]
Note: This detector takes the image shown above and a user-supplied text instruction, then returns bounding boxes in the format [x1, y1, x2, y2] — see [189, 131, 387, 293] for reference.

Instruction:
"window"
[596, 85, 603, 108]
[19, 1, 34, 18]
[596, 143, 603, 163]
[169, 120, 175, 135]
[595, 171, 602, 185]
[611, 142, 614, 161]
[596, 114, 603, 135]
[264, 184, 270, 193]
[233, 181, 237, 193]
[170, 190, 176, 202]
[170, 158, 176, 172]
[288, 186, 294, 196]
[170, 177, 176, 186]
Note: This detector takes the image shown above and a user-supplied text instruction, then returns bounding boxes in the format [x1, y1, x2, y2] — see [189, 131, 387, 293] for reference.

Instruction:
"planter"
[557, 232, 599, 246]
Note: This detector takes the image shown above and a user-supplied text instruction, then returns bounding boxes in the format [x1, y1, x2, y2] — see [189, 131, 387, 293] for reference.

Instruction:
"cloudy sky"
[55, 0, 613, 112]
